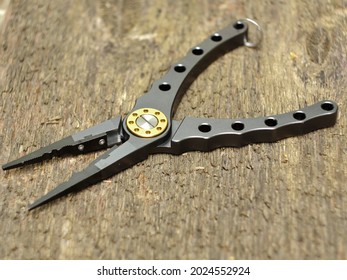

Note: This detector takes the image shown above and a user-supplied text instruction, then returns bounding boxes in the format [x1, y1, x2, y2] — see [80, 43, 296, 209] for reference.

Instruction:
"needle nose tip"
[2, 163, 13, 171]
[2, 160, 23, 171]
[27, 201, 42, 211]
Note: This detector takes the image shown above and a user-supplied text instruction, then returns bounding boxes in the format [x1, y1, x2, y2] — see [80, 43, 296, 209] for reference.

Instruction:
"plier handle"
[2, 19, 338, 210]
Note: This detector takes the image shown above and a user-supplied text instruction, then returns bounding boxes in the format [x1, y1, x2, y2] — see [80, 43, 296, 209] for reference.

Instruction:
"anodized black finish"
[2, 20, 338, 210]
[155, 100, 338, 154]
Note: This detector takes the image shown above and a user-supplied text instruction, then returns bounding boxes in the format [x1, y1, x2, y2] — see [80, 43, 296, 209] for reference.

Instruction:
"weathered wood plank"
[0, 0, 346, 259]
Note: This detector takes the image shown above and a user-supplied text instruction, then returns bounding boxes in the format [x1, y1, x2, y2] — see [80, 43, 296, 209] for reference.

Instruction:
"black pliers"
[2, 19, 338, 210]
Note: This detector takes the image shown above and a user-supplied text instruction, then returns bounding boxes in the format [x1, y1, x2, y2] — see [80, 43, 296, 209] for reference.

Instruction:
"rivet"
[126, 108, 168, 138]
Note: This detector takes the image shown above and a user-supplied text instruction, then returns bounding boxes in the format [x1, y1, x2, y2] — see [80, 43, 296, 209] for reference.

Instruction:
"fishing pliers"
[2, 19, 338, 210]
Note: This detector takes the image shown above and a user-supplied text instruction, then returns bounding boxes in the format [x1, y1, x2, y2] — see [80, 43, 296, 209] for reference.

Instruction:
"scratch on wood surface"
[129, 33, 157, 41]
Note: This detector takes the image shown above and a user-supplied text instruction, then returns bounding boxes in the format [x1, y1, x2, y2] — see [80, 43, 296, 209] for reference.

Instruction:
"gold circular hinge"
[126, 108, 168, 138]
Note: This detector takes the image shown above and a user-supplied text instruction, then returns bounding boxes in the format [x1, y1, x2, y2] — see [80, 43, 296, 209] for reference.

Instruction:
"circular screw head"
[78, 144, 84, 151]
[99, 139, 106, 145]
[126, 108, 168, 138]
[136, 114, 159, 130]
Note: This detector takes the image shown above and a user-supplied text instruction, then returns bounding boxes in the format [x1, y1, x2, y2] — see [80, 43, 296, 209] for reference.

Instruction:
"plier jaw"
[2, 19, 338, 210]
[2, 117, 124, 171]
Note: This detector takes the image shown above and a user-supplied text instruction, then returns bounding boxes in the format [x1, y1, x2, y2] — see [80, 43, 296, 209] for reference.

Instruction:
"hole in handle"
[321, 102, 334, 111]
[198, 123, 212, 133]
[265, 117, 278, 127]
[293, 112, 306, 120]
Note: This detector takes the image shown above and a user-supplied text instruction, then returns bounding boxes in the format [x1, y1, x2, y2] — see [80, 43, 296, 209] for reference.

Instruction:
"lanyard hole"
[233, 21, 245, 30]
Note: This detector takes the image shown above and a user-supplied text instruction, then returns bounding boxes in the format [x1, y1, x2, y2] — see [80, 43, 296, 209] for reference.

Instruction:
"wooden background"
[0, 0, 346, 259]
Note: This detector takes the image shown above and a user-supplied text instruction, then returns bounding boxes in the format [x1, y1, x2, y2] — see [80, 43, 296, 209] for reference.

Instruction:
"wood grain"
[0, 0, 346, 259]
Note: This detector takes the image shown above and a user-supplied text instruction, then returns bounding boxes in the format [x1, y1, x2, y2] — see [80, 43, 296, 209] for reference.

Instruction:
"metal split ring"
[241, 18, 263, 48]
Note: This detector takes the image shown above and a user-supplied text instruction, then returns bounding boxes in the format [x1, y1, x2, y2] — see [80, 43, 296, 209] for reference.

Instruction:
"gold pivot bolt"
[126, 108, 168, 138]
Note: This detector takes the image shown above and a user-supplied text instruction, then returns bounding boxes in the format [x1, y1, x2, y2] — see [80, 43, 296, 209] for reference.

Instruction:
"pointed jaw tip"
[2, 161, 22, 171]
[27, 203, 38, 211]
[28, 201, 44, 211]
[2, 163, 13, 171]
